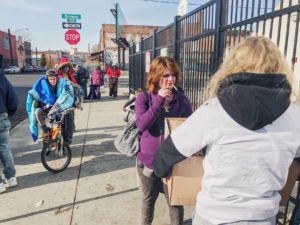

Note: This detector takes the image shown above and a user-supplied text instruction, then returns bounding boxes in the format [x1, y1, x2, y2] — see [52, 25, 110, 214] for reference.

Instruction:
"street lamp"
[8, 28, 29, 66]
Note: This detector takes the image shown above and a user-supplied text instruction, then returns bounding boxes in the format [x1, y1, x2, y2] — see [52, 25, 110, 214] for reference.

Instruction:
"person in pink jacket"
[89, 66, 104, 100]
[106, 64, 121, 98]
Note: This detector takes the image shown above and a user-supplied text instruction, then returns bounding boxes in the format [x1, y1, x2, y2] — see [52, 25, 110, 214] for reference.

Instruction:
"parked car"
[4, 66, 20, 74]
[38, 67, 47, 72]
[22, 66, 34, 73]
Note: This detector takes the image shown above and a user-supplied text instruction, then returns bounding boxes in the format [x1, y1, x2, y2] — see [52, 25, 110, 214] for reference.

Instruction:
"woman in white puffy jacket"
[153, 36, 300, 225]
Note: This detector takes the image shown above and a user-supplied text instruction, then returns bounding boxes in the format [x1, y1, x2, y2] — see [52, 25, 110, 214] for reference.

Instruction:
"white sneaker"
[7, 177, 17, 188]
[0, 182, 6, 193]
[1, 174, 8, 184]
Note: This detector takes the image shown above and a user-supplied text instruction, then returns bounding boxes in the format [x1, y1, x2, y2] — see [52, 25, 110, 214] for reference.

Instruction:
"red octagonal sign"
[65, 29, 80, 45]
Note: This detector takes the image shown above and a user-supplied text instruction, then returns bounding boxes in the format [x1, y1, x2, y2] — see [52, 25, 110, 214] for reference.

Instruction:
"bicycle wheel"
[41, 139, 72, 173]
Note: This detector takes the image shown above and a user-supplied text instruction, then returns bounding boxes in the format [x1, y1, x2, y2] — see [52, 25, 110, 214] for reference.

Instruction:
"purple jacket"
[91, 69, 104, 86]
[135, 91, 192, 169]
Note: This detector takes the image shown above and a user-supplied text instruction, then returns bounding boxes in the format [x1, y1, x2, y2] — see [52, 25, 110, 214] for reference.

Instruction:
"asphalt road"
[5, 73, 43, 128]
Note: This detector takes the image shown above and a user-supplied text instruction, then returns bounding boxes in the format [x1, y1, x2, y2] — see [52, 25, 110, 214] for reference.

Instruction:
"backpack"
[114, 92, 149, 157]
[76, 68, 88, 85]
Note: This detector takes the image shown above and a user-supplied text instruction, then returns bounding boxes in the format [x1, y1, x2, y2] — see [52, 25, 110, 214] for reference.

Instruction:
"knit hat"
[56, 58, 73, 71]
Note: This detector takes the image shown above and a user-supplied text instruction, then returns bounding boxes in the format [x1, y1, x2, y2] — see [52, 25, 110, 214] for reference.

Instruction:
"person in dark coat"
[75, 65, 89, 100]
[0, 56, 18, 193]
[135, 56, 192, 225]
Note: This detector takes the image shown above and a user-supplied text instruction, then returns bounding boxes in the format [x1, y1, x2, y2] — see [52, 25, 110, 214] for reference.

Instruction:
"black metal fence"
[129, 0, 300, 109]
[129, 0, 300, 223]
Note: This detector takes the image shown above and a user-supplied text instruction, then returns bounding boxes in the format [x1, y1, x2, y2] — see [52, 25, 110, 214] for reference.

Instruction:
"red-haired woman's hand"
[158, 87, 172, 99]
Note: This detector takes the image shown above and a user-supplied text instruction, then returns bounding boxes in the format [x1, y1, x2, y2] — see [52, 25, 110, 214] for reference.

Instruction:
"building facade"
[24, 41, 32, 66]
[0, 30, 17, 67]
[16, 36, 26, 68]
[100, 24, 162, 69]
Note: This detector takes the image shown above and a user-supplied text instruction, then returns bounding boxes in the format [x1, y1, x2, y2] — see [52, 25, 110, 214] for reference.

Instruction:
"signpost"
[61, 13, 82, 45]
[62, 22, 81, 29]
[65, 30, 80, 45]
[62, 14, 81, 20]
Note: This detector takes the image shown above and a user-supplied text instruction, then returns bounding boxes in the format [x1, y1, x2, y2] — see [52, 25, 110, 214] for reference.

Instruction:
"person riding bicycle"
[26, 69, 75, 142]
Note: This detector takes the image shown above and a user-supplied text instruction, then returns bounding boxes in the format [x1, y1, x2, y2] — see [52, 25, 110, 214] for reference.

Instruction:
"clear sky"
[0, 0, 200, 52]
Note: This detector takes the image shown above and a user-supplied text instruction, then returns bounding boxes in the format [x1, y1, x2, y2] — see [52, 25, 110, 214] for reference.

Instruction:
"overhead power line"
[141, 0, 199, 6]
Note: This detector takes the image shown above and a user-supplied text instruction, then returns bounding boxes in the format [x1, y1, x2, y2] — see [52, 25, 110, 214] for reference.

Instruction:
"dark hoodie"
[0, 69, 18, 116]
[153, 72, 292, 178]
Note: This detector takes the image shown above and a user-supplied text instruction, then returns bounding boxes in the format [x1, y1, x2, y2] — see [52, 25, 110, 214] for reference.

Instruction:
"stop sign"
[65, 29, 80, 45]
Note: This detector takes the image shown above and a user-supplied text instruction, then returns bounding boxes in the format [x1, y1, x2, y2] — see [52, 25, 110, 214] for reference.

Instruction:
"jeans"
[35, 108, 47, 126]
[292, 202, 300, 225]
[81, 84, 87, 99]
[61, 111, 75, 145]
[137, 160, 184, 225]
[109, 78, 118, 97]
[0, 114, 15, 181]
[192, 211, 276, 225]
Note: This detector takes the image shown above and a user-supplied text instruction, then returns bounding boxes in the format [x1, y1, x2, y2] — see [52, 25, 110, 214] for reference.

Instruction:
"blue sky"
[0, 0, 200, 52]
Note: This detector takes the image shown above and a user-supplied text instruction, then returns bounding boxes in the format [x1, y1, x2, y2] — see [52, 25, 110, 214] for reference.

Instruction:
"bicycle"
[41, 108, 74, 173]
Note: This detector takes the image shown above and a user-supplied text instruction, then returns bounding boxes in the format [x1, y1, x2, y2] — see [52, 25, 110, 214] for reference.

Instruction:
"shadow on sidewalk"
[0, 187, 139, 223]
[74, 125, 123, 133]
[12, 140, 135, 191]
[13, 126, 122, 166]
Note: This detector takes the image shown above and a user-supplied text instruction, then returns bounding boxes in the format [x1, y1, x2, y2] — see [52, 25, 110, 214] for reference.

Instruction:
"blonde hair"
[146, 56, 182, 93]
[207, 36, 296, 100]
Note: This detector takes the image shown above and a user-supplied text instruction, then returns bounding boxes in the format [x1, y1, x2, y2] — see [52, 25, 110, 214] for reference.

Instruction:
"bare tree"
[15, 30, 33, 42]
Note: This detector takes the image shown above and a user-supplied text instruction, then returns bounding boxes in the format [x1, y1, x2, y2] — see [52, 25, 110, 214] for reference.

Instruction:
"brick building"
[99, 24, 162, 69]
[0, 30, 17, 67]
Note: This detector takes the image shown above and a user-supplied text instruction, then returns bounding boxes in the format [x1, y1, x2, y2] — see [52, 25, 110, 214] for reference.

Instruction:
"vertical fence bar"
[214, 0, 228, 71]
[277, 0, 284, 45]
[291, 3, 300, 71]
[269, 0, 276, 39]
[173, 16, 180, 63]
[152, 29, 157, 59]
[140, 38, 144, 89]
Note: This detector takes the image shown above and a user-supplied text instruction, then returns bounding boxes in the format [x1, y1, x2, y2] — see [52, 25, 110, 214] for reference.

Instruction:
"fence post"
[140, 38, 144, 89]
[173, 16, 180, 63]
[129, 46, 132, 93]
[152, 29, 157, 59]
[132, 43, 136, 92]
[213, 0, 228, 71]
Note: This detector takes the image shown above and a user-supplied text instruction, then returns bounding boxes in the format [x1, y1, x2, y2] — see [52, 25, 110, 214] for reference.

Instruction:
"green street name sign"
[62, 14, 81, 20]
[67, 18, 77, 23]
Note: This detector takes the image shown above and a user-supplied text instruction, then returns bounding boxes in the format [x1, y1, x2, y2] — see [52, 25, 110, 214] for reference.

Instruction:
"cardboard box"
[164, 118, 300, 207]
[164, 118, 204, 206]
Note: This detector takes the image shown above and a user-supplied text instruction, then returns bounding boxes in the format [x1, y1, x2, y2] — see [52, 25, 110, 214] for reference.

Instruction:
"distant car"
[32, 65, 39, 72]
[4, 66, 20, 74]
[38, 67, 47, 72]
[23, 66, 34, 73]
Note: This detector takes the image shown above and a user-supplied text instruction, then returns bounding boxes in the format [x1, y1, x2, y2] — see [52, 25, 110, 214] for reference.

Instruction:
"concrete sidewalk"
[0, 86, 193, 225]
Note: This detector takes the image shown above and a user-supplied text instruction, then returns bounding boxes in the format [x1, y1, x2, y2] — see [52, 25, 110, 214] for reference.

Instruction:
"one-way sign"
[62, 22, 82, 29]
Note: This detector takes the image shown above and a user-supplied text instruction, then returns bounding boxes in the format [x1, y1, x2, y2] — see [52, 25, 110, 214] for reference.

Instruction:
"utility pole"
[8, 29, 14, 66]
[115, 3, 120, 66]
[35, 47, 38, 66]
